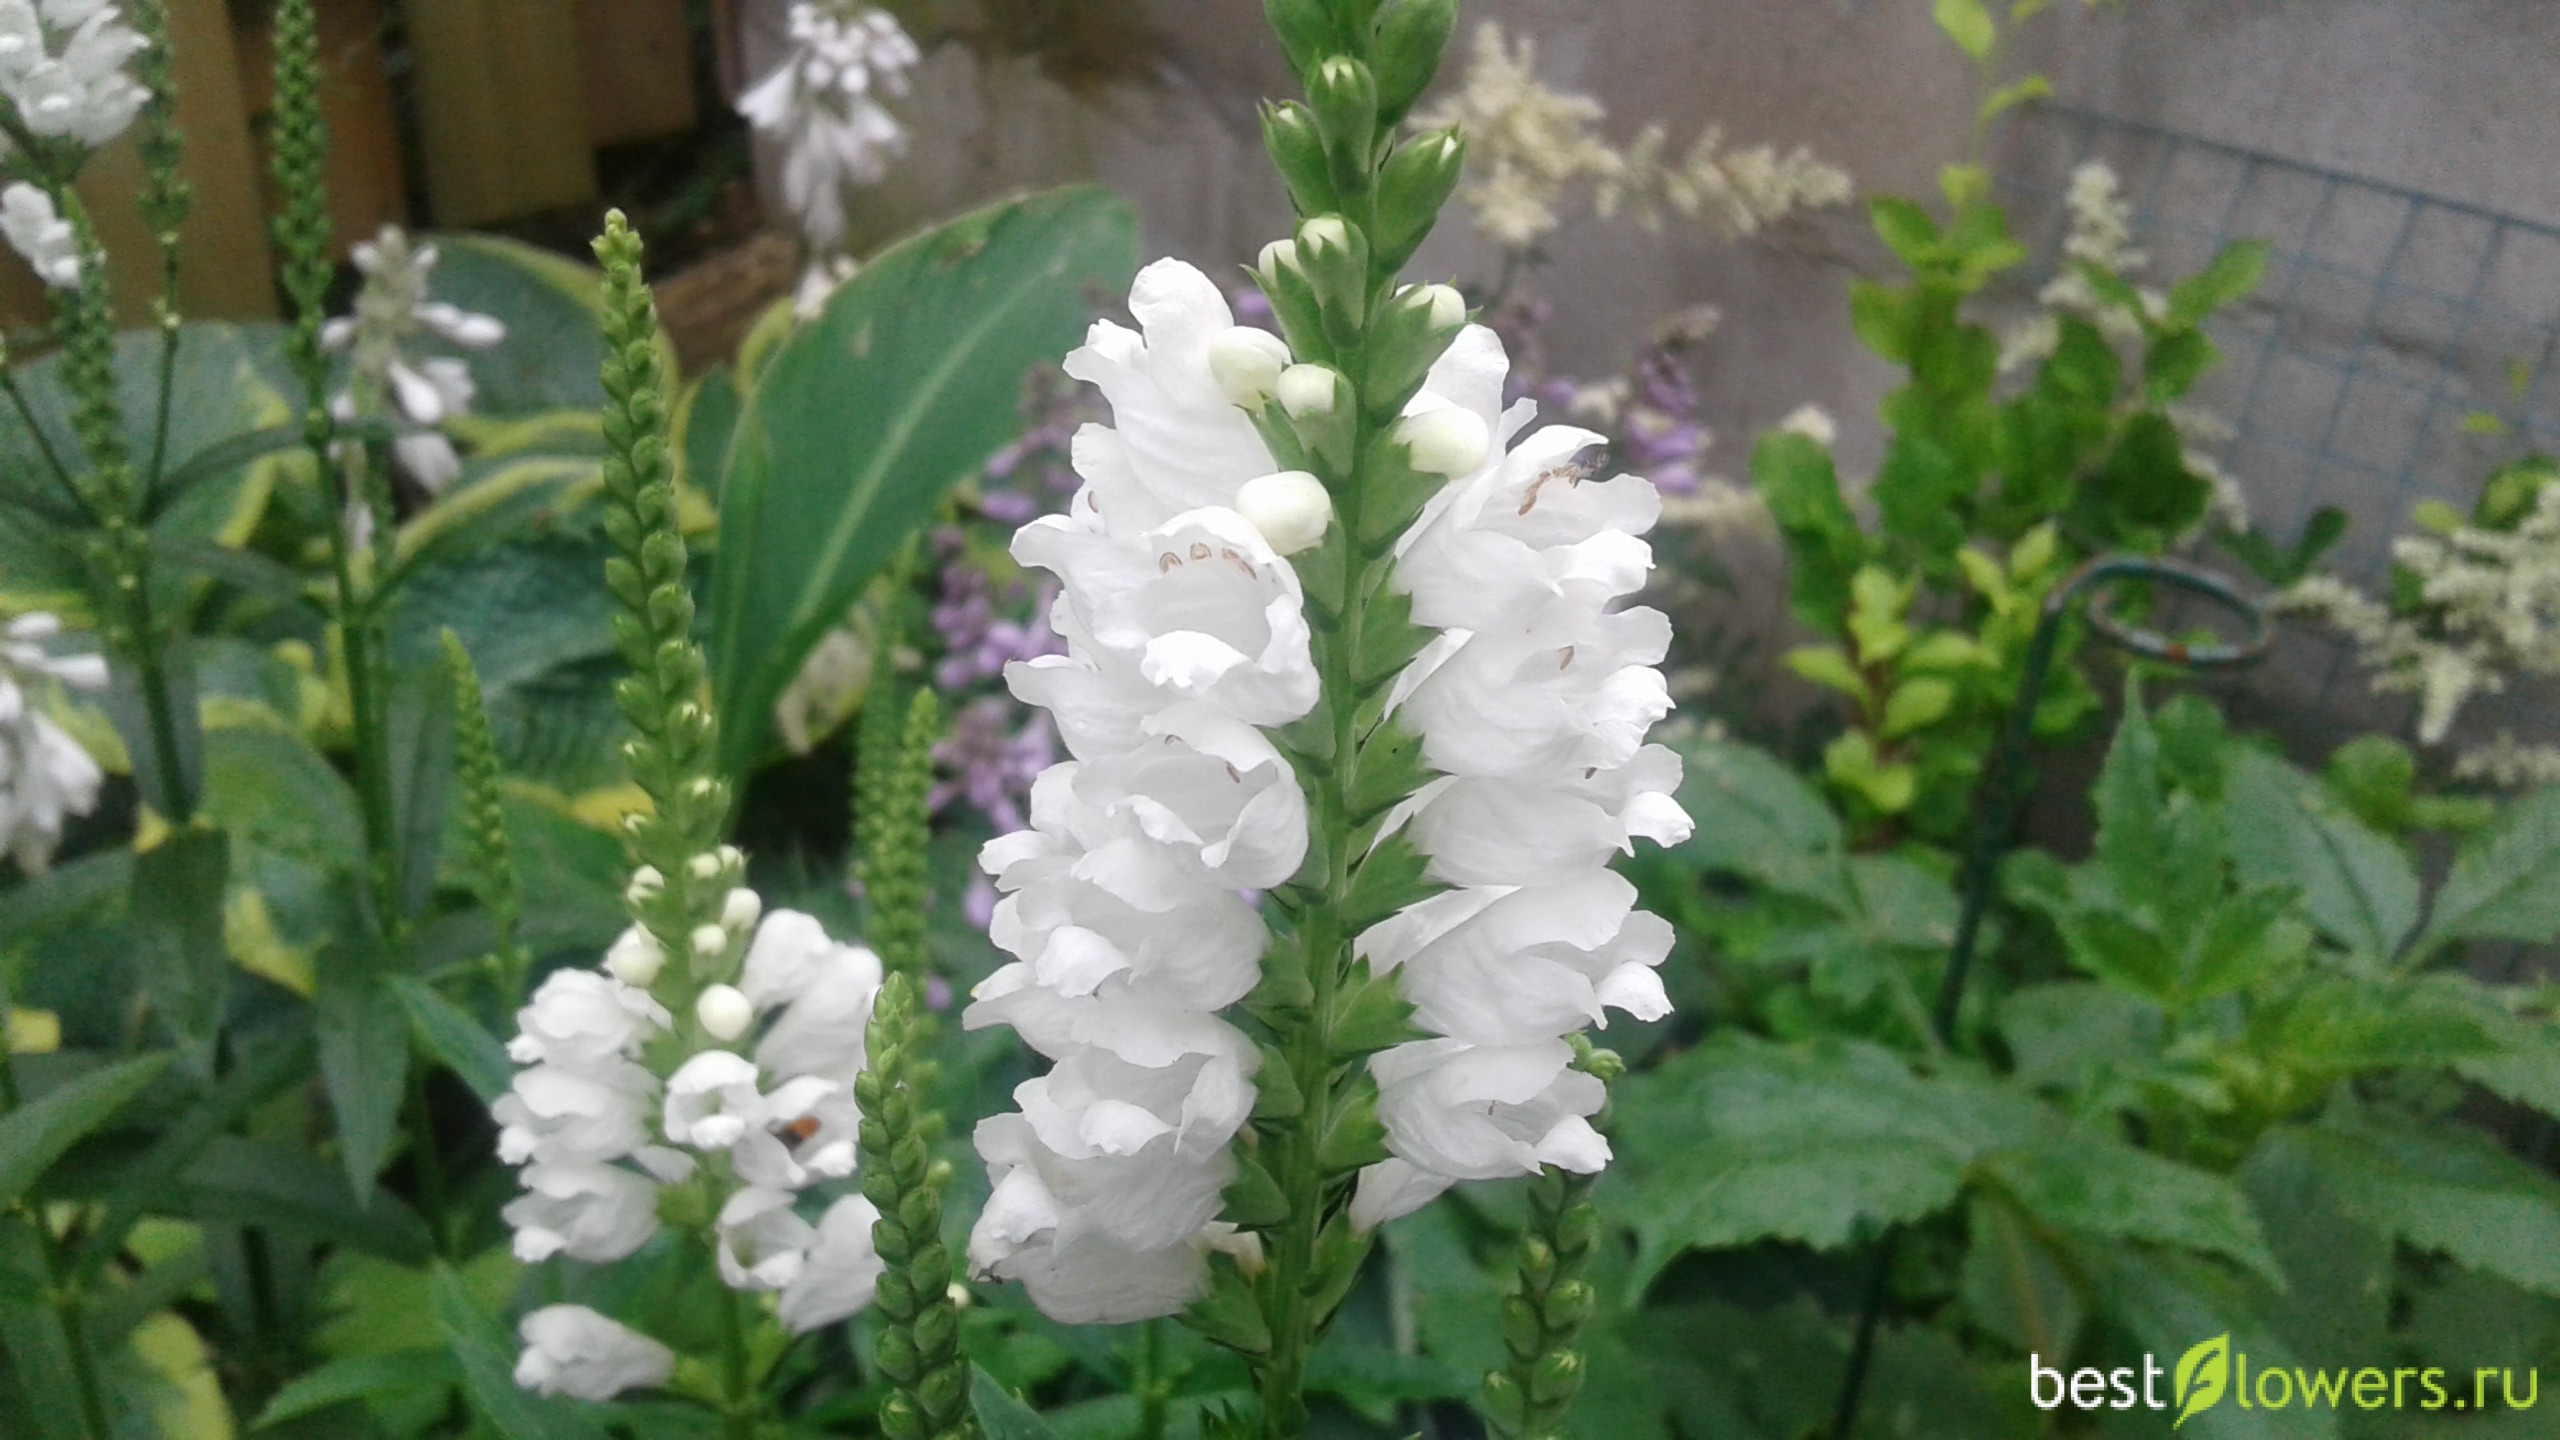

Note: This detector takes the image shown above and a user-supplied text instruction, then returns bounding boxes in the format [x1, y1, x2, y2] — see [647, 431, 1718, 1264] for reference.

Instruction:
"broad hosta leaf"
[2221, 748, 2417, 966]
[2300, 1111, 2560, 1299]
[1986, 1132, 2280, 1282]
[2415, 787, 2560, 956]
[1610, 1036, 2037, 1293]
[425, 234, 613, 417]
[0, 1054, 170, 1209]
[709, 186, 1137, 778]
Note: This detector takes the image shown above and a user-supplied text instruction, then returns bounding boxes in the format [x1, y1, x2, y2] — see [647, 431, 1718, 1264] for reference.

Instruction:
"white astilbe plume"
[1349, 324, 1691, 1230]
[0, 612, 105, 874]
[498, 891, 889, 1394]
[2281, 478, 2560, 783]
[0, 0, 150, 153]
[964, 259, 1307, 1323]
[738, 2, 919, 264]
[1999, 160, 2164, 372]
[322, 226, 506, 496]
[1411, 22, 1848, 252]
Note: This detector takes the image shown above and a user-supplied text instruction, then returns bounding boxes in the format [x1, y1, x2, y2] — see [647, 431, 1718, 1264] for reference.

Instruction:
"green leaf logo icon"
[2174, 1334, 2231, 1430]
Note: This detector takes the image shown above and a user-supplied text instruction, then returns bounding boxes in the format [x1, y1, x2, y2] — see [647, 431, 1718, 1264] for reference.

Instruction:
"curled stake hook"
[1826, 553, 2273, 1440]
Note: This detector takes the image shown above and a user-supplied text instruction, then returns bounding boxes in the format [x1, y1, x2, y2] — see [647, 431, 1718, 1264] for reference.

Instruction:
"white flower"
[1235, 470, 1333, 556]
[504, 967, 669, 1068]
[503, 1162, 662, 1263]
[1359, 873, 1673, 1047]
[1208, 326, 1292, 407]
[514, 1305, 673, 1401]
[1355, 1038, 1609, 1230]
[0, 613, 105, 874]
[0, 0, 147, 152]
[0, 183, 77, 288]
[324, 227, 505, 495]
[737, 3, 918, 251]
[717, 1184, 819, 1291]
[778, 1195, 887, 1333]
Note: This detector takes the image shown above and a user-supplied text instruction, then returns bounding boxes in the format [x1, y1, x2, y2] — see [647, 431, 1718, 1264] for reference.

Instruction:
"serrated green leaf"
[1325, 963, 1419, 1057]
[1345, 718, 1431, 822]
[1315, 1084, 1389, 1174]
[1178, 1270, 1271, 1360]
[1220, 1157, 1290, 1228]
[2302, 1112, 2560, 1298]
[2221, 748, 2418, 965]
[709, 187, 1138, 779]
[1987, 1133, 2280, 1282]
[2453, 1002, 2560, 1120]
[0, 1054, 170, 1209]
[1611, 1036, 2039, 1295]
[2417, 787, 2560, 956]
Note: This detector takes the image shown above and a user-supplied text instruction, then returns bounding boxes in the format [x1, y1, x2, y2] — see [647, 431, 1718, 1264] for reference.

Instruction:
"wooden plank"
[574, 0, 699, 147]
[403, 0, 598, 227]
[0, 0, 278, 329]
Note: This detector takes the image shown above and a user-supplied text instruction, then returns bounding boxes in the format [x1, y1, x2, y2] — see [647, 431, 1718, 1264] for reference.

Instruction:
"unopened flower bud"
[1397, 407, 1491, 476]
[604, 926, 666, 988]
[1257, 239, 1302, 283]
[720, 887, 762, 932]
[1236, 471, 1334, 555]
[624, 866, 664, 905]
[1407, 282, 1466, 331]
[690, 923, 728, 959]
[696, 984, 753, 1041]
[1278, 364, 1340, 419]
[1210, 326, 1293, 407]
[687, 852, 723, 880]
[1779, 404, 1838, 447]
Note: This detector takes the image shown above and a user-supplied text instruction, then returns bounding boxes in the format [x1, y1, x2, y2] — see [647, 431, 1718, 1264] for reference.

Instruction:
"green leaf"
[2000, 981, 2159, 1095]
[1986, 1132, 2281, 1282]
[1848, 280, 1914, 362]
[709, 187, 1137, 778]
[387, 662, 459, 920]
[251, 1351, 458, 1430]
[129, 828, 231, 1058]
[75, 1035, 314, 1276]
[1751, 430, 1868, 632]
[1611, 1036, 2037, 1294]
[673, 365, 742, 501]
[0, 1054, 171, 1209]
[1978, 74, 2051, 127]
[2146, 327, 2219, 398]
[1879, 676, 1957, 739]
[1343, 832, 1436, 932]
[2088, 1249, 2340, 1440]
[427, 234, 614, 417]
[1869, 196, 1942, 266]
[2168, 240, 2270, 328]
[318, 962, 412, 1196]
[2452, 1001, 2560, 1120]
[1781, 644, 1867, 700]
[2301, 1112, 2560, 1298]
[430, 1262, 611, 1440]
[172, 1137, 432, 1261]
[2220, 748, 2417, 965]
[2091, 687, 2167, 902]
[390, 977, 511, 1103]
[971, 1364, 1064, 1440]
[1932, 0, 1996, 58]
[1959, 1194, 2083, 1359]
[2416, 787, 2560, 955]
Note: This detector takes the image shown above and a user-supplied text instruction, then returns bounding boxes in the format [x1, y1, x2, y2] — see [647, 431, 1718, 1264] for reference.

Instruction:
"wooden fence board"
[404, 0, 598, 227]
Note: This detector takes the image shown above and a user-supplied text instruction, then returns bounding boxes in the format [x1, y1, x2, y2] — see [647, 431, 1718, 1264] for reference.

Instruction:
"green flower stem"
[859, 689, 940, 983]
[1480, 1165, 1601, 1440]
[129, 0, 191, 491]
[268, 0, 400, 922]
[444, 632, 526, 998]
[858, 974, 972, 1440]
[716, 1280, 757, 1440]
[1232, 4, 1466, 1433]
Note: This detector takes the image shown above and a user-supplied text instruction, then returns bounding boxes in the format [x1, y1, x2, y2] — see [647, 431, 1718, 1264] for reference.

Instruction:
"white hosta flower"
[0, 613, 106, 875]
[0, 182, 77, 287]
[514, 1306, 673, 1401]
[503, 1162, 662, 1263]
[323, 227, 505, 495]
[1060, 261, 1284, 533]
[737, 3, 918, 250]
[778, 1195, 888, 1332]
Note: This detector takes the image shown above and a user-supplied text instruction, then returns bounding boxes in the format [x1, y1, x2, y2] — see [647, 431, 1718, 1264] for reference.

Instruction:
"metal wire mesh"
[1992, 103, 2560, 762]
